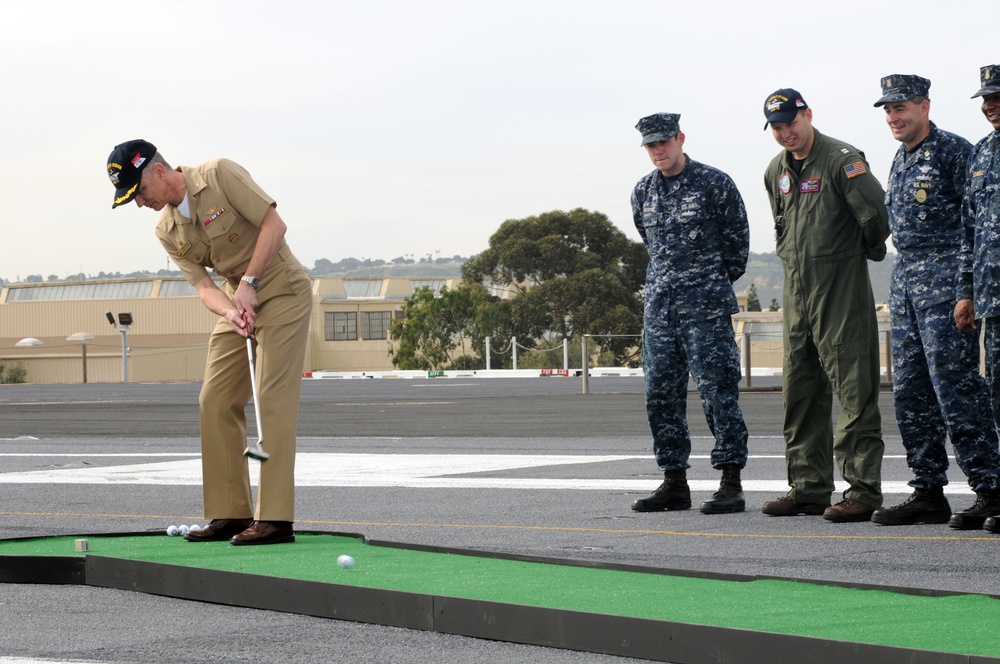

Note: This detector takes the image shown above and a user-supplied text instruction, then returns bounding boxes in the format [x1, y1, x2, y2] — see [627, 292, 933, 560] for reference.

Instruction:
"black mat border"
[1, 530, 997, 664]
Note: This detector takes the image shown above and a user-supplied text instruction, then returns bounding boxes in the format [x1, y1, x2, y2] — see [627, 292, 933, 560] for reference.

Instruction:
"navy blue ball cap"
[107, 139, 156, 209]
[763, 89, 808, 129]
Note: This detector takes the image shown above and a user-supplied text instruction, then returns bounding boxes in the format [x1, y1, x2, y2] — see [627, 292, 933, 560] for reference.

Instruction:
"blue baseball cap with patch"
[763, 89, 808, 129]
[107, 139, 156, 209]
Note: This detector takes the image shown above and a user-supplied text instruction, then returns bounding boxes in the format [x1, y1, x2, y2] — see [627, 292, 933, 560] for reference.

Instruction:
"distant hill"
[734, 251, 894, 309]
[8, 253, 893, 304]
[308, 255, 467, 278]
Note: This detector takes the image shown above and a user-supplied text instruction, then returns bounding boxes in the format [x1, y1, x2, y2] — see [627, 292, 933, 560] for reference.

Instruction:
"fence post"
[512, 336, 517, 371]
[581, 334, 590, 394]
[742, 332, 752, 389]
[563, 338, 568, 370]
[485, 336, 491, 371]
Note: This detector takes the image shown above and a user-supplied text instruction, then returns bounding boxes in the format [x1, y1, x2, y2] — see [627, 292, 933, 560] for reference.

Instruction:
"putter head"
[244, 442, 269, 462]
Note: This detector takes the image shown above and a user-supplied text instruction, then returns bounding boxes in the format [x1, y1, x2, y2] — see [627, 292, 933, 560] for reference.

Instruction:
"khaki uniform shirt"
[155, 159, 287, 287]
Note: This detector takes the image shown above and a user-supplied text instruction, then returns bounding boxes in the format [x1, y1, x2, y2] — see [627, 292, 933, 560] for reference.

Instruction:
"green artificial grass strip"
[2, 533, 998, 657]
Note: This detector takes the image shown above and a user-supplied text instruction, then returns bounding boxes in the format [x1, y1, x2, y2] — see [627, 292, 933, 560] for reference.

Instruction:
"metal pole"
[884, 330, 892, 385]
[742, 332, 752, 389]
[581, 334, 590, 394]
[485, 336, 491, 371]
[82, 344, 88, 384]
[120, 328, 128, 383]
[512, 336, 517, 370]
[563, 338, 568, 370]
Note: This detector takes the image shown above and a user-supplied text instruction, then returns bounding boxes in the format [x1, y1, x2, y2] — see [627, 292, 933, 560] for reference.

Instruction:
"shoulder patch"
[840, 148, 850, 154]
[844, 161, 867, 178]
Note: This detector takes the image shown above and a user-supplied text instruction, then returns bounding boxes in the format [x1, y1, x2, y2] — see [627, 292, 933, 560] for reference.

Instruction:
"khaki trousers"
[198, 261, 312, 522]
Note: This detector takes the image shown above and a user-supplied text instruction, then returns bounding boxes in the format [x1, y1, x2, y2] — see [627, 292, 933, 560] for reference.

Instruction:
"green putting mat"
[1, 533, 997, 658]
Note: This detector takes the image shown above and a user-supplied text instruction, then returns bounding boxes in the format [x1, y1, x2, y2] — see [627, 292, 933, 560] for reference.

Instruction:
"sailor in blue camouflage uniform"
[867, 74, 1000, 529]
[629, 113, 750, 515]
[955, 64, 1000, 534]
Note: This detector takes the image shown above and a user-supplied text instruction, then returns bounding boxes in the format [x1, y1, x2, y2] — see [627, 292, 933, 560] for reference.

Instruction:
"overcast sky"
[1, 1, 996, 281]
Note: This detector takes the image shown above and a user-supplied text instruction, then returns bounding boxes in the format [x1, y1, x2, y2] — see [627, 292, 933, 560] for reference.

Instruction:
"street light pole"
[119, 326, 128, 382]
[106, 312, 132, 383]
[67, 332, 95, 384]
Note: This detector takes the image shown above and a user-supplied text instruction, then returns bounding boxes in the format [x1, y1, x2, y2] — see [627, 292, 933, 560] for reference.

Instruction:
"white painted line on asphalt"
[0, 453, 971, 494]
[0, 453, 200, 457]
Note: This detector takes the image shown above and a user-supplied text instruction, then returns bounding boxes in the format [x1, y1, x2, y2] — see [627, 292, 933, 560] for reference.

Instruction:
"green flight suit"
[764, 129, 890, 508]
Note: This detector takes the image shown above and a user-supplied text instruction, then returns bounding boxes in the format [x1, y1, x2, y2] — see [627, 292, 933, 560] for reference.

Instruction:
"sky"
[1, 0, 997, 282]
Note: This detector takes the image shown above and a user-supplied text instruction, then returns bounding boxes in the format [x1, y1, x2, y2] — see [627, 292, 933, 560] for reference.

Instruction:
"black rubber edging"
[1, 531, 998, 664]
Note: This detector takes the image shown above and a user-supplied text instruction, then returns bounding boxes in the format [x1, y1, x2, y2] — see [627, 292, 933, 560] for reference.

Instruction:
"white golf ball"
[188, 524, 202, 532]
[178, 525, 190, 536]
[166, 525, 179, 536]
[337, 554, 355, 569]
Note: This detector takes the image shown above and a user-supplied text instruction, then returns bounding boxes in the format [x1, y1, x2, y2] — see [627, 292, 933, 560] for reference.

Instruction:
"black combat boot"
[870, 486, 951, 525]
[631, 470, 691, 512]
[948, 490, 1000, 530]
[699, 465, 745, 514]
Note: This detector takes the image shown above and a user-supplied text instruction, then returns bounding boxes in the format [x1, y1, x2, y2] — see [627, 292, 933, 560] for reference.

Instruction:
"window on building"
[325, 312, 357, 340]
[344, 280, 384, 298]
[361, 311, 392, 340]
[410, 279, 447, 296]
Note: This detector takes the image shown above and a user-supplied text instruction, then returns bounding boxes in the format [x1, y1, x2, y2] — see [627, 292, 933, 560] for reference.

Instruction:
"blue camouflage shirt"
[958, 130, 1000, 318]
[886, 123, 972, 313]
[631, 155, 749, 318]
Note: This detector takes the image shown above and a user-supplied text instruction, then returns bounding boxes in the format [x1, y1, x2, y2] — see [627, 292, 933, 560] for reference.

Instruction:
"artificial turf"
[1, 532, 997, 657]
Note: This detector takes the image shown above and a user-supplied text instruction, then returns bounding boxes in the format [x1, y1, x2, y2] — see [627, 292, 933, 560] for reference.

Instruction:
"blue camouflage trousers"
[893, 299, 1000, 491]
[642, 305, 748, 472]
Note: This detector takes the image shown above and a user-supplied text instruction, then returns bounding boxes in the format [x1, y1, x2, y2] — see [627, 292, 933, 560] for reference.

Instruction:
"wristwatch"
[241, 275, 260, 290]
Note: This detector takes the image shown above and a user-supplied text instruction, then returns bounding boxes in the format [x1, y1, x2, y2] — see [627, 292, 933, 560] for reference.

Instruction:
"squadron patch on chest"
[203, 207, 226, 226]
[799, 178, 821, 193]
[779, 173, 792, 195]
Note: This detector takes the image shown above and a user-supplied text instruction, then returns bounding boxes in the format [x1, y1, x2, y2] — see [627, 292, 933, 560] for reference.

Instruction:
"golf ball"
[337, 554, 355, 569]
[188, 524, 202, 532]
[178, 525, 190, 536]
[166, 525, 180, 536]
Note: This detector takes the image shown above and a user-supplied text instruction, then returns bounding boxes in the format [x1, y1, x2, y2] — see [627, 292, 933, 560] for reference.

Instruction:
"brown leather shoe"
[184, 518, 253, 542]
[823, 499, 875, 523]
[761, 496, 828, 516]
[230, 521, 295, 546]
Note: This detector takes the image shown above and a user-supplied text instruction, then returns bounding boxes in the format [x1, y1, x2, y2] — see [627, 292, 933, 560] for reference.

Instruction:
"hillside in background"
[734, 252, 894, 309]
[6, 252, 894, 308]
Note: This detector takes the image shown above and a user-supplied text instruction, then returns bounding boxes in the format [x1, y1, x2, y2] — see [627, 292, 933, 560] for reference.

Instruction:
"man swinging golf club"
[106, 140, 312, 545]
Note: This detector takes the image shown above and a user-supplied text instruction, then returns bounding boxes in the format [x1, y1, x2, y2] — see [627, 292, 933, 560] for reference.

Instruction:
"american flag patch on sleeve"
[844, 161, 867, 178]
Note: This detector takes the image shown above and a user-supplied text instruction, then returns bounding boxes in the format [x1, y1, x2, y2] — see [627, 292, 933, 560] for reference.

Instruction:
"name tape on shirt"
[799, 178, 821, 193]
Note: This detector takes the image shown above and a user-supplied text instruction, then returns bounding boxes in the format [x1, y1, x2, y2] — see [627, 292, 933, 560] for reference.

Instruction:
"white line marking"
[0, 453, 972, 494]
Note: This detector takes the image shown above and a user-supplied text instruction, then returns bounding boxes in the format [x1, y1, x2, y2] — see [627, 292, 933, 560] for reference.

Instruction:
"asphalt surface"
[1, 376, 995, 664]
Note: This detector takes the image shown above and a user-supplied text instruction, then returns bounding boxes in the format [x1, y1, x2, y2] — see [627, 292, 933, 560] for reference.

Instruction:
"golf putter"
[243, 336, 269, 462]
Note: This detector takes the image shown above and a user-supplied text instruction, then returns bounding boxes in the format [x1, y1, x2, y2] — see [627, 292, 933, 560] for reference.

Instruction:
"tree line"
[385, 208, 896, 370]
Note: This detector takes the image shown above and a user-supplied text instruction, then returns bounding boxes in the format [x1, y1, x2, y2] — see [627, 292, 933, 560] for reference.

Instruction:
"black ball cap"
[107, 139, 156, 209]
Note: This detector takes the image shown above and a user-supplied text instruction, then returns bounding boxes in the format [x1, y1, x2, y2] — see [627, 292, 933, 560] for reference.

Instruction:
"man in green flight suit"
[760, 89, 890, 522]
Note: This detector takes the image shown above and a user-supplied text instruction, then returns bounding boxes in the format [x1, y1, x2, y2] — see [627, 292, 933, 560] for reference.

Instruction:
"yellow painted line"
[3, 511, 998, 542]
